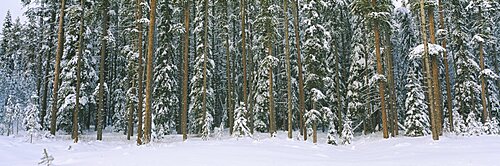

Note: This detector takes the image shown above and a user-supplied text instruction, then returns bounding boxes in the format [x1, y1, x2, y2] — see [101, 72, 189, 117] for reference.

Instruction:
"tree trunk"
[438, 0, 453, 131]
[477, 7, 488, 123]
[223, 0, 233, 135]
[334, 49, 342, 135]
[419, 0, 439, 140]
[50, 0, 66, 135]
[292, 0, 306, 140]
[268, 46, 276, 136]
[135, 0, 144, 144]
[283, 0, 293, 139]
[143, 0, 157, 144]
[181, 0, 191, 141]
[428, 6, 443, 135]
[98, 0, 110, 141]
[385, 33, 397, 136]
[41, 9, 56, 130]
[371, 0, 388, 139]
[240, 0, 249, 126]
[73, 0, 85, 143]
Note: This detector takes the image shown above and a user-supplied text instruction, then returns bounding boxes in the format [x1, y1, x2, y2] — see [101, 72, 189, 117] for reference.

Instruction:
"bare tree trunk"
[292, 0, 306, 140]
[181, 0, 191, 141]
[477, 7, 488, 123]
[135, 0, 144, 144]
[223, 0, 233, 135]
[384, 33, 397, 136]
[268, 46, 276, 136]
[283, 0, 293, 139]
[428, 6, 443, 135]
[240, 0, 249, 131]
[419, 0, 439, 140]
[98, 0, 110, 141]
[371, 0, 388, 139]
[50, 0, 66, 135]
[143, 0, 157, 144]
[438, 0, 453, 131]
[73, 0, 85, 143]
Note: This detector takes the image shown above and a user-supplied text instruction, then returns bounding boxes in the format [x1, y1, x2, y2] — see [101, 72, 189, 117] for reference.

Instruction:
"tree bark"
[143, 0, 157, 144]
[292, 0, 306, 140]
[181, 0, 191, 141]
[223, 0, 233, 135]
[73, 0, 85, 143]
[268, 46, 276, 136]
[477, 7, 488, 123]
[419, 0, 439, 140]
[240, 0, 249, 126]
[135, 0, 144, 144]
[428, 6, 443, 135]
[50, 0, 66, 135]
[283, 0, 293, 139]
[97, 0, 109, 141]
[438, 0, 453, 131]
[371, 0, 388, 139]
[384, 33, 397, 136]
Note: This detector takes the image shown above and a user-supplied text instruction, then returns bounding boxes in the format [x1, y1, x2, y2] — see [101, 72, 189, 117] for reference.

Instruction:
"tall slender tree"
[50, 0, 67, 136]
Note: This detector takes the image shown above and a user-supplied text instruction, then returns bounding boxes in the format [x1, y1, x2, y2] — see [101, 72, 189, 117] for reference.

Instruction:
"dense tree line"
[0, 0, 499, 145]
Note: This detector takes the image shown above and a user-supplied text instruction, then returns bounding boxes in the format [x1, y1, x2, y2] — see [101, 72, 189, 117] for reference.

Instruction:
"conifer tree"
[24, 95, 41, 143]
[404, 63, 430, 137]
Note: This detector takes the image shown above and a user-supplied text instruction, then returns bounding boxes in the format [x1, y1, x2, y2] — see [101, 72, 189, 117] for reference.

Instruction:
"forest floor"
[1, 131, 499, 166]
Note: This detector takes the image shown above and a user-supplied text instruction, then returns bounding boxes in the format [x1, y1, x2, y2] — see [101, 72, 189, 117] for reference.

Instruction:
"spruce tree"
[404, 63, 430, 137]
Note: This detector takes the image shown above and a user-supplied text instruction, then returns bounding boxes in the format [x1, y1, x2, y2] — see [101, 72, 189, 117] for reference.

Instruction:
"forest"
[0, 0, 499, 146]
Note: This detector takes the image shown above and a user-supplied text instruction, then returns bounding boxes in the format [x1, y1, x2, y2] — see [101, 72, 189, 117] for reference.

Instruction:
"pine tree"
[452, 109, 467, 135]
[50, 0, 67, 136]
[189, 0, 215, 140]
[483, 117, 500, 135]
[404, 63, 430, 137]
[322, 107, 337, 145]
[233, 102, 252, 138]
[466, 112, 483, 136]
[24, 95, 41, 143]
[346, 16, 368, 135]
[341, 113, 354, 145]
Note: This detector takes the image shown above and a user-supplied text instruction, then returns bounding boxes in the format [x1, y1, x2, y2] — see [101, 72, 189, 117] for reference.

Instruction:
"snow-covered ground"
[1, 132, 499, 166]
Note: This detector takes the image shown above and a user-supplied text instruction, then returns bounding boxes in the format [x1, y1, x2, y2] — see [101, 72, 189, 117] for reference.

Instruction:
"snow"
[1, 132, 500, 166]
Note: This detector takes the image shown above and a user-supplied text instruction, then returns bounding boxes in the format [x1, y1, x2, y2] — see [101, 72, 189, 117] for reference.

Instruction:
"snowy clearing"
[1, 132, 499, 166]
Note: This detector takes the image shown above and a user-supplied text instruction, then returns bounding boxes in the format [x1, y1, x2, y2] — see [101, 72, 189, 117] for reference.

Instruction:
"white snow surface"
[1, 132, 500, 166]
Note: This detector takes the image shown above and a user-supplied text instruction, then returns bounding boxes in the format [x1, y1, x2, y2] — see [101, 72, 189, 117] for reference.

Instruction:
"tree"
[466, 112, 483, 136]
[97, 0, 110, 141]
[188, 0, 215, 140]
[143, 0, 158, 144]
[181, 0, 191, 141]
[73, 0, 86, 143]
[232, 102, 252, 138]
[50, 0, 67, 136]
[352, 0, 391, 139]
[153, 0, 179, 139]
[24, 95, 41, 143]
[404, 62, 430, 137]
[292, 0, 306, 141]
[135, 0, 145, 144]
[322, 107, 337, 145]
[341, 112, 354, 145]
[283, 0, 293, 139]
